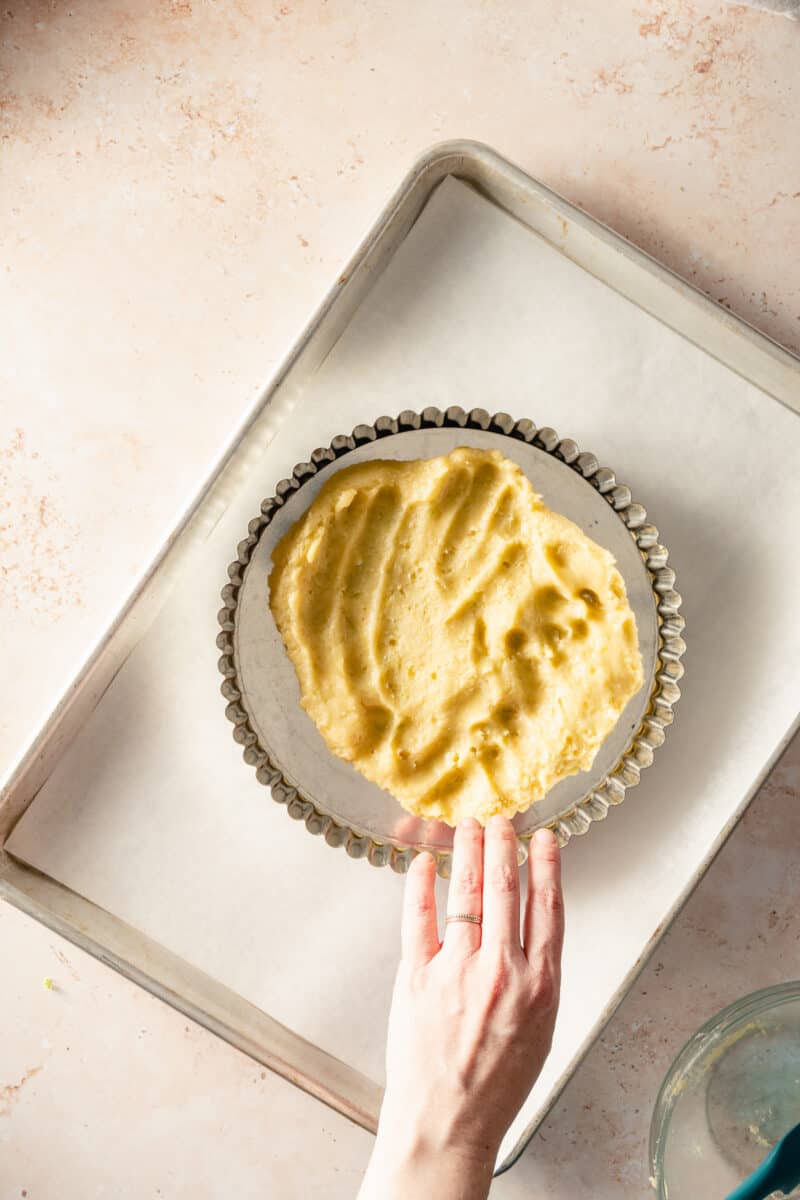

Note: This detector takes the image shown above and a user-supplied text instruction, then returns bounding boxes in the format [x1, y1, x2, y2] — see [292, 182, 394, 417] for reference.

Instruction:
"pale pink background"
[1, 2, 799, 1196]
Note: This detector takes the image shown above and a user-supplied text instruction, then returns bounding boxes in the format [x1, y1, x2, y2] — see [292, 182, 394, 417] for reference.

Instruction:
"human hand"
[358, 817, 564, 1200]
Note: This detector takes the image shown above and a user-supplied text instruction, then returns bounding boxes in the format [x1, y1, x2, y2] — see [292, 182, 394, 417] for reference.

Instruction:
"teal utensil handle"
[724, 1129, 800, 1200]
[724, 1159, 780, 1200]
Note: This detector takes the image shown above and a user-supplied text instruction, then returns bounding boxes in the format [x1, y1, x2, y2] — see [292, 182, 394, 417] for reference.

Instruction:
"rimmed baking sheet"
[3, 148, 799, 1172]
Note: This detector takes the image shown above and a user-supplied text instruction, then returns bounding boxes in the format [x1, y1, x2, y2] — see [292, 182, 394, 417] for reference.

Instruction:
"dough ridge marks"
[269, 448, 644, 825]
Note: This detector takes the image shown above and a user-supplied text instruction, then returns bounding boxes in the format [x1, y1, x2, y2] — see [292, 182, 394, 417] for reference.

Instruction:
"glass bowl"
[650, 981, 800, 1199]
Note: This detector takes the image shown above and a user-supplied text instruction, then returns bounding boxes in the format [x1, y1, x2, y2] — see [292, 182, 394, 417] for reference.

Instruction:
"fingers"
[443, 818, 484, 957]
[524, 828, 564, 976]
[481, 814, 521, 949]
[401, 851, 440, 966]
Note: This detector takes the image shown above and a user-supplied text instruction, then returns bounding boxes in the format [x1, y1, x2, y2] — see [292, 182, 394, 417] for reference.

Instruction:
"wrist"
[362, 1140, 494, 1200]
[378, 1088, 502, 1163]
[360, 1105, 497, 1200]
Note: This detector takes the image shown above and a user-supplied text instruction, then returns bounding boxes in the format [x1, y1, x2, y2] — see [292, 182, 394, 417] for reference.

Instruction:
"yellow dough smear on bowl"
[269, 447, 644, 825]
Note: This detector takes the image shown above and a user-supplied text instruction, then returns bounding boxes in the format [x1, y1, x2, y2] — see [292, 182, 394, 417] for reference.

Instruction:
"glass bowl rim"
[649, 979, 800, 1199]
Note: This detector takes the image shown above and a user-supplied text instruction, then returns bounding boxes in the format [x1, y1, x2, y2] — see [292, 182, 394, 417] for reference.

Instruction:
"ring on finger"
[445, 913, 483, 926]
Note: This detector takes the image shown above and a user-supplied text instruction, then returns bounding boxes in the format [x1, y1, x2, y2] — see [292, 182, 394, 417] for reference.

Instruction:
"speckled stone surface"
[1, 2, 798, 1196]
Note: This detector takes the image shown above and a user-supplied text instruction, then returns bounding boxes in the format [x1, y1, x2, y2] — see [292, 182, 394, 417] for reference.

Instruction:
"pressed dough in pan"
[269, 447, 644, 825]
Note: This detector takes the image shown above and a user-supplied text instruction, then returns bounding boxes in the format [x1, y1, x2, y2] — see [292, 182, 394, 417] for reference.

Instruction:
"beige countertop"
[1, 2, 798, 1195]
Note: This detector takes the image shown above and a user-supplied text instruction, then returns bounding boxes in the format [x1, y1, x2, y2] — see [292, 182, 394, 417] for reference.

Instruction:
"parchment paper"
[9, 177, 800, 1165]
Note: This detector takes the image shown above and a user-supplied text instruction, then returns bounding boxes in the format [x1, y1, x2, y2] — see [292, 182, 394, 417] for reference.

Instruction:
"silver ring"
[446, 913, 482, 926]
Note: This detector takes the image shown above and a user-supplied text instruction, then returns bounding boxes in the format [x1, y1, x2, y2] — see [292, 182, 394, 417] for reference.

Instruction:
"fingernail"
[488, 813, 511, 829]
[412, 850, 436, 871]
[534, 828, 559, 848]
[459, 817, 481, 831]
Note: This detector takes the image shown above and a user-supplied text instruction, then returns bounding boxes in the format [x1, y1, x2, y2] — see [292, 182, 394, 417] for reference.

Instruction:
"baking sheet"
[8, 177, 800, 1166]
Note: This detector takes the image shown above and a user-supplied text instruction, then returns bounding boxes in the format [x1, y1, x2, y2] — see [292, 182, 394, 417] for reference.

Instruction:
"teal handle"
[724, 1121, 800, 1200]
[724, 1157, 781, 1200]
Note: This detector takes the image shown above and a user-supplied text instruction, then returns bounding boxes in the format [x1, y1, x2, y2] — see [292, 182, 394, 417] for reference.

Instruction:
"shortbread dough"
[269, 447, 644, 825]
